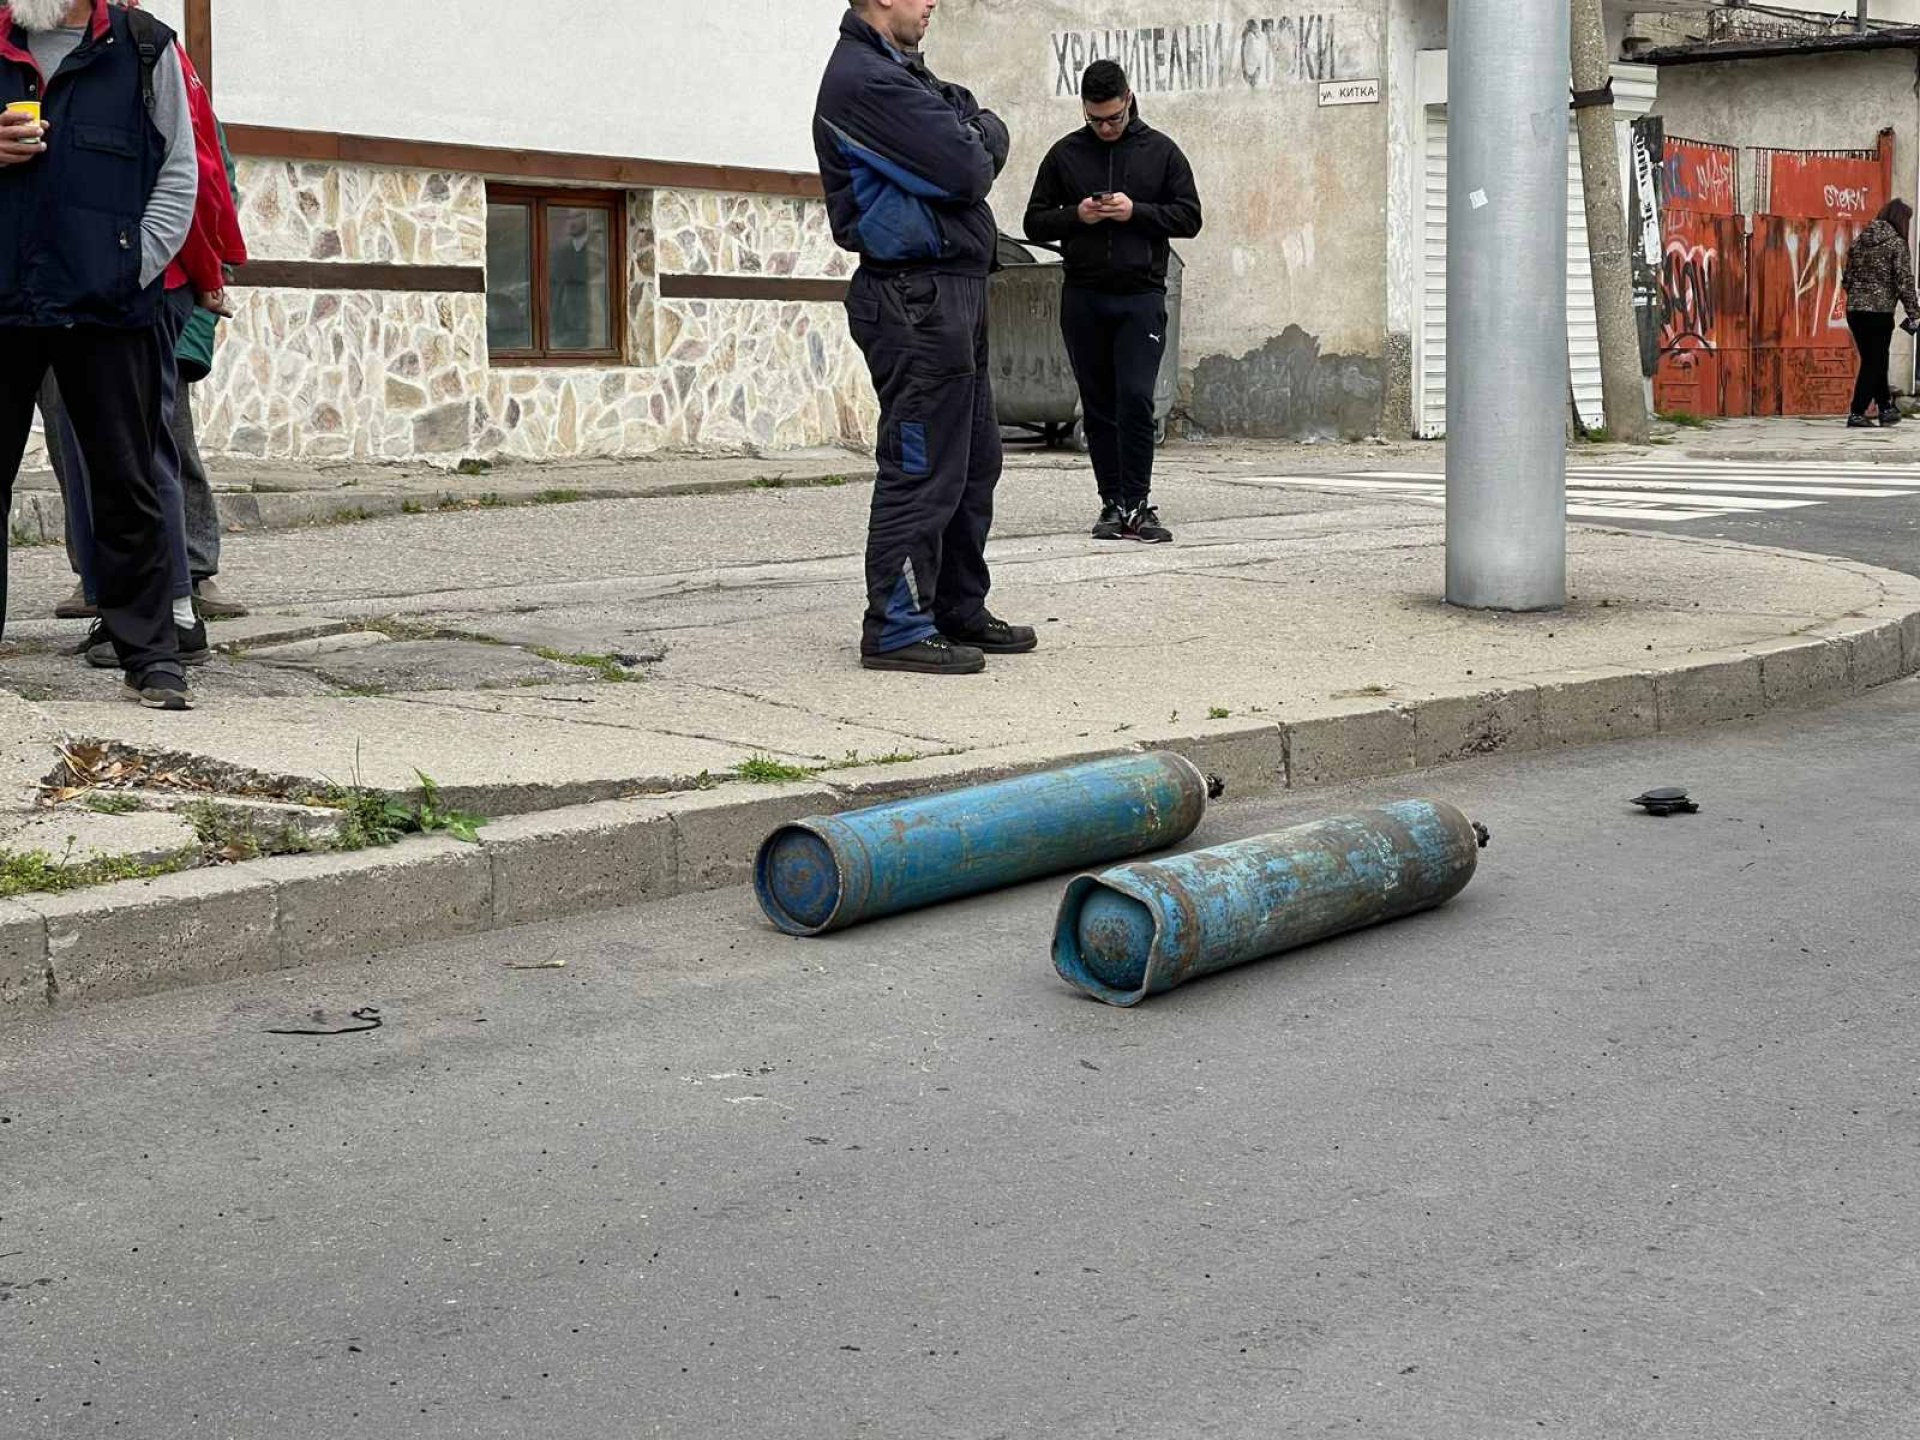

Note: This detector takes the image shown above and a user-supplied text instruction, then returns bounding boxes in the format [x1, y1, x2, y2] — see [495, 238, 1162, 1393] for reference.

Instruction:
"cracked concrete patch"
[260, 639, 592, 693]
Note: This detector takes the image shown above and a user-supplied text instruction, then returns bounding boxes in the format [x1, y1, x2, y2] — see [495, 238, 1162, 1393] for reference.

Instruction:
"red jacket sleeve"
[164, 45, 248, 293]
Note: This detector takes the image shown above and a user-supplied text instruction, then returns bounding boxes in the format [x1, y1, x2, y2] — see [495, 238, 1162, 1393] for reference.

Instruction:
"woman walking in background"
[1842, 199, 1920, 428]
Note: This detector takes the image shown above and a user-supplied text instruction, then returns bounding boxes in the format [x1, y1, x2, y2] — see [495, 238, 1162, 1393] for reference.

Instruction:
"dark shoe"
[54, 582, 97, 620]
[175, 619, 212, 667]
[1091, 502, 1127, 541]
[79, 619, 115, 667]
[860, 636, 986, 675]
[1848, 414, 1878, 428]
[1126, 504, 1174, 544]
[85, 620, 210, 669]
[1879, 405, 1904, 427]
[121, 669, 193, 711]
[192, 579, 249, 619]
[941, 610, 1038, 654]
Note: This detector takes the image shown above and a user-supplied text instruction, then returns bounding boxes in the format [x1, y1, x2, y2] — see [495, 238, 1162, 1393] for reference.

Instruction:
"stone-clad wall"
[192, 164, 874, 463]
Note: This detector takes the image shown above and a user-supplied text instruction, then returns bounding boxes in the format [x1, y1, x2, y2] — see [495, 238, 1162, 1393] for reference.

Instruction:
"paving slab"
[0, 808, 199, 864]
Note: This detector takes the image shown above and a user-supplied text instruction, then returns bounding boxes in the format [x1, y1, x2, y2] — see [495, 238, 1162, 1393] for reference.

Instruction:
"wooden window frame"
[486, 186, 628, 367]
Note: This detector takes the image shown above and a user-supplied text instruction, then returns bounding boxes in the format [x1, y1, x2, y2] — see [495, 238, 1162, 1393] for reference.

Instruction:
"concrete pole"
[1445, 0, 1569, 611]
[1571, 0, 1651, 445]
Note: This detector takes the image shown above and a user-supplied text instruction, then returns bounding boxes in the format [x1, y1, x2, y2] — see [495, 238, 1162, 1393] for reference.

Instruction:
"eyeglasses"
[1084, 103, 1130, 131]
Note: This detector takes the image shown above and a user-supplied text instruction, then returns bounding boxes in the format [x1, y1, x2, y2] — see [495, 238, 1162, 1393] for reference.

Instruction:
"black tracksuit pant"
[1060, 286, 1166, 508]
[846, 267, 1000, 656]
[1848, 310, 1896, 417]
[0, 324, 180, 678]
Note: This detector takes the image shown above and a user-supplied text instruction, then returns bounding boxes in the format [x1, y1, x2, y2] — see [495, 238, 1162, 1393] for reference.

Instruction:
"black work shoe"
[1126, 504, 1174, 544]
[76, 618, 113, 664]
[941, 611, 1038, 654]
[175, 619, 212, 667]
[1092, 502, 1127, 540]
[1879, 405, 1904, 426]
[86, 621, 210, 668]
[122, 669, 193, 711]
[1848, 413, 1878, 428]
[860, 636, 986, 675]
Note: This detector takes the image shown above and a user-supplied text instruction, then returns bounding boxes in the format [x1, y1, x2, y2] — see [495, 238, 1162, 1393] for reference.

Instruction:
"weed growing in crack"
[533, 648, 644, 683]
[733, 755, 818, 784]
[0, 841, 193, 899]
[317, 750, 488, 848]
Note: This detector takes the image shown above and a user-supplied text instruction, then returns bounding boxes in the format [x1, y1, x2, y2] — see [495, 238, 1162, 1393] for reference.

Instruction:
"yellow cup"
[5, 99, 43, 143]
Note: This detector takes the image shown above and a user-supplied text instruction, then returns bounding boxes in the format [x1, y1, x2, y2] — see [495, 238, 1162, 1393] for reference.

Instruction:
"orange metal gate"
[1654, 131, 1897, 417]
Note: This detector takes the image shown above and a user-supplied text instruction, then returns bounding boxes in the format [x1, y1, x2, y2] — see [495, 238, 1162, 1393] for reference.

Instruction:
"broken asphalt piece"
[267, 1006, 383, 1036]
[1630, 787, 1700, 817]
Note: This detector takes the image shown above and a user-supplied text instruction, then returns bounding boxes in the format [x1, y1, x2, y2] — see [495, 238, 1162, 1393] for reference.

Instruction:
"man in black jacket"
[813, 0, 1037, 675]
[1026, 61, 1202, 544]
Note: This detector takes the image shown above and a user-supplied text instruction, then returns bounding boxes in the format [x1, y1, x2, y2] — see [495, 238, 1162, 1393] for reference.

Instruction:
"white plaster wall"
[1769, 0, 1920, 19]
[201, 0, 847, 173]
[933, 0, 1389, 363]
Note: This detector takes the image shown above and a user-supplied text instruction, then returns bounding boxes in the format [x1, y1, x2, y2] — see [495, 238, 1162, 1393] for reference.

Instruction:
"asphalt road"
[1606, 489, 1920, 579]
[4, 677, 1918, 1440]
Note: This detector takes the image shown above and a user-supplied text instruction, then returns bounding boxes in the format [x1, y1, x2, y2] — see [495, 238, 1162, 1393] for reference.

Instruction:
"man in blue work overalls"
[814, 0, 1038, 675]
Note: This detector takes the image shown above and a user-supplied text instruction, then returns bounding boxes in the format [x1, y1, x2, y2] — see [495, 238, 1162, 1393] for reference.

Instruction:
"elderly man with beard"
[0, 0, 198, 709]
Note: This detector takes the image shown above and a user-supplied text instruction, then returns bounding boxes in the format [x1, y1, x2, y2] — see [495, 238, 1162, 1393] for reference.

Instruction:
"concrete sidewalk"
[5, 435, 1919, 1021]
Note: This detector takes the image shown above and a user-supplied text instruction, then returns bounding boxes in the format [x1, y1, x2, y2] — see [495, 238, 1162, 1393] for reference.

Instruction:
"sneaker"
[192, 579, 249, 619]
[78, 619, 114, 666]
[175, 619, 212, 667]
[54, 582, 97, 620]
[940, 610, 1038, 654]
[1879, 405, 1904, 427]
[860, 636, 986, 675]
[121, 669, 193, 711]
[1091, 502, 1127, 541]
[1848, 414, 1878, 428]
[1125, 504, 1174, 544]
[85, 620, 211, 669]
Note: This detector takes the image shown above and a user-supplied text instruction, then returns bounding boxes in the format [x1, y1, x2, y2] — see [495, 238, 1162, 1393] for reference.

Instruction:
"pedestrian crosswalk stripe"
[1230, 460, 1919, 523]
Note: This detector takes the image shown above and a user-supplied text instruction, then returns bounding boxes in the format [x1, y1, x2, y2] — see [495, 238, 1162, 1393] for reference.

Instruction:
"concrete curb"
[5, 469, 870, 546]
[6, 550, 1919, 1027]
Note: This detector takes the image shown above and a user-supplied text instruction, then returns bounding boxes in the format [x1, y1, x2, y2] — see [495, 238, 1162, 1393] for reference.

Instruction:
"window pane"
[486, 203, 534, 352]
[546, 205, 613, 352]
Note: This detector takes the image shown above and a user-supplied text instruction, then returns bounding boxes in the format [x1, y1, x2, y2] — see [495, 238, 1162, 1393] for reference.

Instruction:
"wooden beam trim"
[183, 0, 212, 96]
[225, 125, 825, 200]
[234, 261, 486, 293]
[659, 274, 850, 303]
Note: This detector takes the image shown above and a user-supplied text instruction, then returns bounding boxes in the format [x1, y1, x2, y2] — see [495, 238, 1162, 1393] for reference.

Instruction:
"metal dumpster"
[988, 235, 1183, 449]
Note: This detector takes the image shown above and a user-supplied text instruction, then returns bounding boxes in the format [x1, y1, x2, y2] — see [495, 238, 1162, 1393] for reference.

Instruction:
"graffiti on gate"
[1653, 210, 1750, 418]
[1657, 211, 1747, 358]
[1660, 240, 1717, 359]
[1755, 134, 1894, 220]
[1752, 216, 1863, 343]
[1749, 213, 1870, 415]
[1662, 137, 1739, 217]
